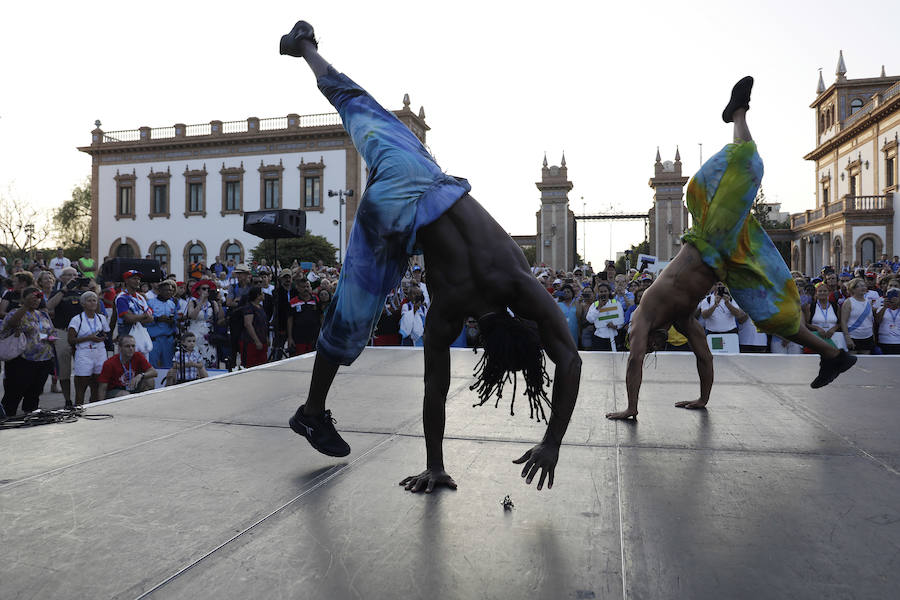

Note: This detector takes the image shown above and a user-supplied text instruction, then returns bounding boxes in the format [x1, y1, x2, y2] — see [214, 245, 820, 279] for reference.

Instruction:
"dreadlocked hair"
[469, 312, 552, 422]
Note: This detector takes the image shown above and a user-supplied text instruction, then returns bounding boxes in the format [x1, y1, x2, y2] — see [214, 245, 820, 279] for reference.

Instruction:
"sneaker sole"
[810, 353, 858, 389]
[289, 415, 351, 457]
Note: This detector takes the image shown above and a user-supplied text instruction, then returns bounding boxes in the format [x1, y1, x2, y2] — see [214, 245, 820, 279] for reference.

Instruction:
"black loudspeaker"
[99, 258, 163, 283]
[243, 209, 307, 239]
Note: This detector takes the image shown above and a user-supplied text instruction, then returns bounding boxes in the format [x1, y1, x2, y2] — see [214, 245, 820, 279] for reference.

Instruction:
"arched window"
[224, 243, 241, 263]
[188, 244, 205, 265]
[116, 243, 135, 258]
[153, 244, 169, 266]
[861, 238, 876, 266]
[850, 98, 864, 114]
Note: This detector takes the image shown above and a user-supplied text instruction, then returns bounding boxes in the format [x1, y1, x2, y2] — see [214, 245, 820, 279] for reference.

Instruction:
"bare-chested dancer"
[606, 77, 857, 420]
[280, 21, 581, 492]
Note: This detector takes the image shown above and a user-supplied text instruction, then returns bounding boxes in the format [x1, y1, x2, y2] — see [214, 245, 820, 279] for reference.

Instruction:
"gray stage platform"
[1, 349, 899, 600]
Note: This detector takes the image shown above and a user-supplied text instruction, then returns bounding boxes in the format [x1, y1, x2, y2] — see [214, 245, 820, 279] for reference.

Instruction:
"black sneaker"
[280, 21, 318, 57]
[722, 76, 753, 123]
[810, 350, 857, 389]
[289, 406, 351, 457]
[64, 401, 74, 410]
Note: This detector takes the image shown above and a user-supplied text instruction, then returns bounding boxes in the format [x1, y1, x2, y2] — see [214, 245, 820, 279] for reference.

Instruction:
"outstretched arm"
[510, 277, 582, 490]
[607, 315, 649, 420]
[400, 309, 458, 493]
[675, 316, 714, 409]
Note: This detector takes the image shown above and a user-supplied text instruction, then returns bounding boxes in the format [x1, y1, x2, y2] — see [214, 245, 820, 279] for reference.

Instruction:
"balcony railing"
[791, 193, 894, 228]
[843, 103, 874, 129]
[95, 111, 344, 145]
[882, 80, 900, 103]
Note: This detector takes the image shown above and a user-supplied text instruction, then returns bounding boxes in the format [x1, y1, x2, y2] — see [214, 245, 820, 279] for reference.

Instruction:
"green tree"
[53, 178, 92, 255]
[750, 185, 788, 230]
[251, 233, 339, 267]
[0, 184, 52, 258]
[615, 239, 649, 273]
[522, 245, 536, 266]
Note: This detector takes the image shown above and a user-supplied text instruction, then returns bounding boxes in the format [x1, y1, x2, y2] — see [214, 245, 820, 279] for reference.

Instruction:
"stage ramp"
[1, 349, 899, 600]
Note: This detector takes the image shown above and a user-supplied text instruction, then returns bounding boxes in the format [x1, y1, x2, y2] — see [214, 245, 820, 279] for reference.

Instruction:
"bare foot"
[606, 410, 637, 420]
[675, 400, 708, 410]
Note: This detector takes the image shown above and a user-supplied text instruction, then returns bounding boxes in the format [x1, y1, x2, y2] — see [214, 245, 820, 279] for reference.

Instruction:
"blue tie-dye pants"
[315, 67, 470, 365]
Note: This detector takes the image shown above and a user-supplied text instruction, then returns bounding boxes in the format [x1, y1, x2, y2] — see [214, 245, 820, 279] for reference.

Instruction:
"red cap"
[122, 270, 143, 279]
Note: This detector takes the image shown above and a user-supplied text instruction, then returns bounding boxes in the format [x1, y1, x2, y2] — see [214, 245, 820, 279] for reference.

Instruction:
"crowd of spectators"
[1, 245, 898, 419]
[0, 250, 344, 417]
[540, 254, 900, 358]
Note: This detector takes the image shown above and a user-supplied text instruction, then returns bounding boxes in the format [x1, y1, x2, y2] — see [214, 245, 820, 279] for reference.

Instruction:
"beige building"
[535, 153, 576, 270]
[791, 51, 899, 273]
[648, 148, 689, 261]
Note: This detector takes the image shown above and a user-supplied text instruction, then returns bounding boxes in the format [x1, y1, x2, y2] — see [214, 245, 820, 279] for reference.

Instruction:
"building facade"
[79, 97, 430, 279]
[647, 148, 689, 261]
[534, 153, 576, 270]
[791, 52, 899, 273]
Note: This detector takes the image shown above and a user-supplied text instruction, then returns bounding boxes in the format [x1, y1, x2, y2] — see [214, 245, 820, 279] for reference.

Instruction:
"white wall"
[98, 149, 348, 278]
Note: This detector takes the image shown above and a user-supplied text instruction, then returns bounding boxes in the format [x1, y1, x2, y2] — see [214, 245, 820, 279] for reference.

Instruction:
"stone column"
[799, 237, 807, 275]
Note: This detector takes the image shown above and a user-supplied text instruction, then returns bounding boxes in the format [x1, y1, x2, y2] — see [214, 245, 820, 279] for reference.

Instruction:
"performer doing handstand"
[280, 21, 581, 492]
[606, 77, 857, 420]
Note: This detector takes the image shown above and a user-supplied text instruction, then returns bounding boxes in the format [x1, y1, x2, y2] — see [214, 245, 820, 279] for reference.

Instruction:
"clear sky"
[1, 0, 896, 266]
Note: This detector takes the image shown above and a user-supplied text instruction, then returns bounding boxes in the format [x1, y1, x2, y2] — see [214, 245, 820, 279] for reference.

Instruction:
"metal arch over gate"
[574, 212, 650, 262]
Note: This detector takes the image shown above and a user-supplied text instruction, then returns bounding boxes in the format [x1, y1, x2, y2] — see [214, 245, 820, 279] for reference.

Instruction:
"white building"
[79, 97, 430, 278]
[792, 52, 899, 272]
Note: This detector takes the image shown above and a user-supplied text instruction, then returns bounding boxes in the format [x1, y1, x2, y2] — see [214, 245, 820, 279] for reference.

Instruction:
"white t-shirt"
[586, 299, 624, 339]
[810, 301, 839, 330]
[845, 297, 874, 339]
[68, 312, 110, 351]
[699, 295, 739, 332]
[878, 307, 900, 344]
[865, 289, 881, 310]
[738, 316, 767, 347]
[49, 256, 71, 278]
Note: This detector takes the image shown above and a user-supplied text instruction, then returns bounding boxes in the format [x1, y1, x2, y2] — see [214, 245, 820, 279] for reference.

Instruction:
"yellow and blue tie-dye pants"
[682, 141, 801, 338]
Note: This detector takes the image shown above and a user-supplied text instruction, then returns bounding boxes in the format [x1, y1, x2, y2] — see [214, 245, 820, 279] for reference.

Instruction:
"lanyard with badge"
[887, 308, 899, 331]
[119, 355, 133, 387]
[84, 314, 101, 349]
[816, 302, 832, 325]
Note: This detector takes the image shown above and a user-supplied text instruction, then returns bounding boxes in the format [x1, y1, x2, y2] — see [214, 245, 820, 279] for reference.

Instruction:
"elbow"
[567, 352, 583, 377]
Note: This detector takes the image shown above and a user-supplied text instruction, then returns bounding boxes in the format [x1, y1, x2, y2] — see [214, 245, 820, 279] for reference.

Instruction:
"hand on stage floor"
[399, 469, 458, 494]
[674, 399, 708, 410]
[513, 442, 559, 490]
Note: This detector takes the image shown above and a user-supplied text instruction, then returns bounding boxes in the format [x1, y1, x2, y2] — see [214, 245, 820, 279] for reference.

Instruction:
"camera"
[716, 285, 726, 296]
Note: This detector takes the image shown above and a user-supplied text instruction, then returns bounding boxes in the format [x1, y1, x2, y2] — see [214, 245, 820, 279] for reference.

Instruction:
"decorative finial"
[543, 152, 548, 168]
[560, 151, 566, 167]
[403, 93, 410, 109]
[881, 65, 887, 78]
[836, 50, 847, 80]
[94, 119, 102, 128]
[418, 106, 425, 119]
[675, 146, 681, 162]
[655, 147, 661, 163]
[816, 68, 826, 94]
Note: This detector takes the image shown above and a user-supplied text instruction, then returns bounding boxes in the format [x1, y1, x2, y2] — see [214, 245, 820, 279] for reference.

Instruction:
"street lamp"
[328, 188, 353, 264]
[16, 222, 35, 261]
